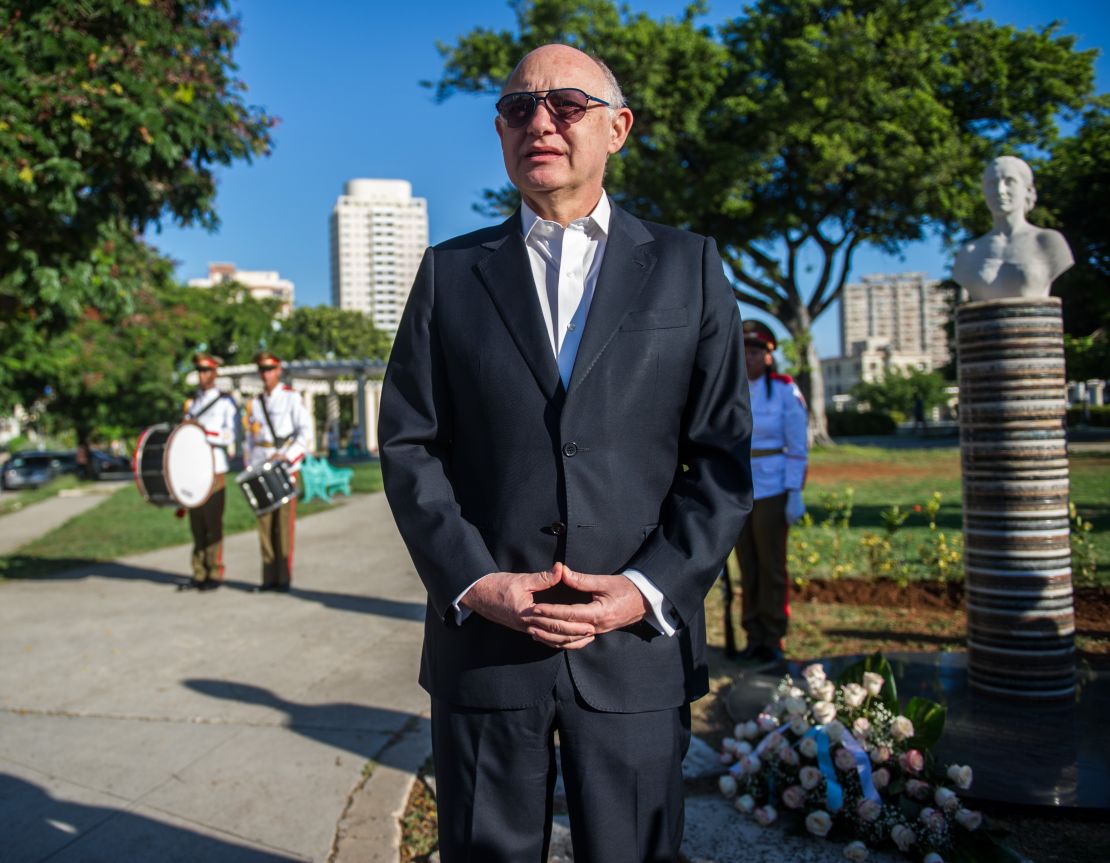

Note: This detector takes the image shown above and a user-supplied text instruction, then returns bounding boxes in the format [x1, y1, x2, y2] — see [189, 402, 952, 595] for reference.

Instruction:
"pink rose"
[852, 717, 872, 740]
[899, 749, 925, 774]
[779, 745, 800, 767]
[782, 785, 807, 809]
[919, 806, 947, 834]
[754, 804, 778, 826]
[871, 767, 890, 790]
[935, 786, 959, 812]
[869, 744, 891, 765]
[834, 746, 857, 772]
[841, 682, 867, 708]
[799, 765, 823, 790]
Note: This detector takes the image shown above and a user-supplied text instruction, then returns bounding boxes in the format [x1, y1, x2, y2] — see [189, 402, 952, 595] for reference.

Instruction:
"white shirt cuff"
[451, 576, 488, 625]
[623, 569, 678, 636]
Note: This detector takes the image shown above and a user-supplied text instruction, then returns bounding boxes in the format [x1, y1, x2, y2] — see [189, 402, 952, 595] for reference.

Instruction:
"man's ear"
[607, 107, 634, 154]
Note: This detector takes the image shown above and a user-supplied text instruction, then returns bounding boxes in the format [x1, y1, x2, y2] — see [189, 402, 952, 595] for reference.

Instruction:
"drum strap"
[259, 392, 291, 448]
[186, 391, 227, 422]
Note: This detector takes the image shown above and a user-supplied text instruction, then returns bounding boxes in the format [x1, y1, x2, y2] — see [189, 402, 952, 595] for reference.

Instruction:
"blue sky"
[146, 0, 1108, 359]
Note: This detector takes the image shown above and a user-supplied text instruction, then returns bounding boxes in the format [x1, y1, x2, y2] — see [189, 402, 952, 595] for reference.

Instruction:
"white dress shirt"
[185, 388, 238, 475]
[453, 194, 677, 636]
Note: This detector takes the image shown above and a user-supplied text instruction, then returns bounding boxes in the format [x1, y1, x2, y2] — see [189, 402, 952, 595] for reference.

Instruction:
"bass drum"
[235, 459, 297, 516]
[133, 422, 215, 508]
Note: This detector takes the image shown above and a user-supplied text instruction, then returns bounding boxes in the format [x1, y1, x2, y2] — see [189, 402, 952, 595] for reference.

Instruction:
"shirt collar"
[520, 192, 611, 241]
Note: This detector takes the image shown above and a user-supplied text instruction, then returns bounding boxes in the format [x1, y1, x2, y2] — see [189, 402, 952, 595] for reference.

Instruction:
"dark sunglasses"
[495, 88, 610, 129]
[258, 365, 279, 372]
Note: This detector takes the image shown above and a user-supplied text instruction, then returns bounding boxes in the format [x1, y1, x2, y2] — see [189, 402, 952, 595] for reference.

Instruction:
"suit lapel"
[475, 214, 562, 401]
[567, 205, 657, 395]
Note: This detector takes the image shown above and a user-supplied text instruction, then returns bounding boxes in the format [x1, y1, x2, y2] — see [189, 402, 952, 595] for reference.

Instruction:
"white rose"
[739, 754, 762, 775]
[842, 683, 867, 708]
[852, 717, 872, 739]
[779, 745, 800, 767]
[869, 744, 891, 764]
[754, 805, 778, 826]
[947, 764, 973, 790]
[718, 774, 738, 798]
[955, 808, 982, 831]
[805, 809, 833, 837]
[799, 765, 823, 790]
[781, 785, 807, 810]
[799, 736, 819, 758]
[784, 696, 808, 716]
[935, 787, 960, 812]
[862, 671, 884, 697]
[813, 700, 837, 724]
[789, 714, 811, 736]
[919, 807, 947, 834]
[763, 731, 783, 753]
[891, 824, 916, 852]
[856, 798, 882, 822]
[757, 713, 779, 732]
[744, 720, 760, 739]
[802, 662, 827, 686]
[890, 716, 915, 741]
[734, 722, 749, 740]
[735, 793, 756, 813]
[825, 720, 847, 743]
[843, 840, 869, 862]
[721, 737, 738, 754]
[923, 854, 945, 863]
[814, 680, 836, 703]
[736, 740, 753, 756]
[719, 751, 735, 765]
[788, 685, 806, 699]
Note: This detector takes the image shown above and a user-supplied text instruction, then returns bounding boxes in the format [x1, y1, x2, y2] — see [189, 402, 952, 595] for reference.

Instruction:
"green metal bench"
[301, 455, 353, 504]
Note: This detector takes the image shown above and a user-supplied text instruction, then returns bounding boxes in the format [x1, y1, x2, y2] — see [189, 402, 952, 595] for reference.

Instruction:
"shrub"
[827, 410, 898, 436]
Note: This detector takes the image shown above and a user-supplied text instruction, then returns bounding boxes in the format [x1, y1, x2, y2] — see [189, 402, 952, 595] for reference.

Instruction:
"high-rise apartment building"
[839, 272, 952, 371]
[330, 179, 428, 334]
[188, 263, 294, 317]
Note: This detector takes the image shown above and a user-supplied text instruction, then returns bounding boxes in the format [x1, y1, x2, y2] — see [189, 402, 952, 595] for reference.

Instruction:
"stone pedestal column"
[956, 297, 1075, 700]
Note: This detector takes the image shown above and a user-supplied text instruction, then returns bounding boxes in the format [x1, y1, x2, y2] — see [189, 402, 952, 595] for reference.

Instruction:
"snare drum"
[236, 459, 297, 516]
[134, 422, 215, 508]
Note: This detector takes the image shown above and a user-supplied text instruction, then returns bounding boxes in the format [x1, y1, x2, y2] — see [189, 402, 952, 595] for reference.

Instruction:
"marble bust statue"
[952, 156, 1074, 302]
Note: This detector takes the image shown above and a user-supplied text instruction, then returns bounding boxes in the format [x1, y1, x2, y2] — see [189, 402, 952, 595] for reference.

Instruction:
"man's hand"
[524, 562, 650, 650]
[460, 569, 583, 635]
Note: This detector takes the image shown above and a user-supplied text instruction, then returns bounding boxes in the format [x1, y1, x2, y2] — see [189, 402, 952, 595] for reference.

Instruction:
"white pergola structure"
[187, 359, 387, 456]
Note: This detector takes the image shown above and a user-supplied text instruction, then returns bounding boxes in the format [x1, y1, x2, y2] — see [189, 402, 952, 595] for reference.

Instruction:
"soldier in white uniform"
[731, 320, 809, 663]
[244, 351, 309, 592]
[180, 352, 239, 591]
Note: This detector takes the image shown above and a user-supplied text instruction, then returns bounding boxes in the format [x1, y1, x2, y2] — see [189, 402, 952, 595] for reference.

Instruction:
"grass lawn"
[793, 445, 1110, 584]
[0, 473, 82, 516]
[0, 461, 383, 580]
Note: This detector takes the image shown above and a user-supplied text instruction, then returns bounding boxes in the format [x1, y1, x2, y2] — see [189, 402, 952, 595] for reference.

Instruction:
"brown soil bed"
[807, 461, 957, 483]
[795, 578, 1110, 633]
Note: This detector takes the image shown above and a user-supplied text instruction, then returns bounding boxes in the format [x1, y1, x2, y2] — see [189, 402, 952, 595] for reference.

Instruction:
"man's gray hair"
[589, 54, 626, 110]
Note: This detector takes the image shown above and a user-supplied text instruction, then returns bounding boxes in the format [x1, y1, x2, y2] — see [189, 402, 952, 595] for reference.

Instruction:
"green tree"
[431, 0, 1096, 441]
[0, 0, 274, 412]
[274, 306, 393, 362]
[850, 367, 949, 417]
[1033, 100, 1110, 380]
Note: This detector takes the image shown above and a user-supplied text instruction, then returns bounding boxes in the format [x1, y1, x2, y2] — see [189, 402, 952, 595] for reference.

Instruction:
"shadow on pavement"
[283, 585, 425, 621]
[0, 773, 300, 863]
[1, 558, 184, 584]
[183, 679, 430, 769]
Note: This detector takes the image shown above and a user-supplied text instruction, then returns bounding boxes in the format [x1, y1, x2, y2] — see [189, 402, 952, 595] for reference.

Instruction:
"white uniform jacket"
[244, 385, 309, 475]
[184, 389, 239, 476]
[748, 372, 809, 501]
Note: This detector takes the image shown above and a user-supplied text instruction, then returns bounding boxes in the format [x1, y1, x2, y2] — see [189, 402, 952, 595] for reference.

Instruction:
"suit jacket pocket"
[620, 307, 688, 331]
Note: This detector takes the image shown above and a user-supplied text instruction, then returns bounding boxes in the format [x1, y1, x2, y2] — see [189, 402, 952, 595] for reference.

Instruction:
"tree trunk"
[785, 310, 833, 446]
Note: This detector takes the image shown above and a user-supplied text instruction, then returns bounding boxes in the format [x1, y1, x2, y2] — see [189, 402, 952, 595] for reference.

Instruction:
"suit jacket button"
[546, 521, 566, 536]
[562, 442, 578, 457]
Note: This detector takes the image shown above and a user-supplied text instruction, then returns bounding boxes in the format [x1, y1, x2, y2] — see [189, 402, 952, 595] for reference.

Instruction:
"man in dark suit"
[379, 44, 752, 863]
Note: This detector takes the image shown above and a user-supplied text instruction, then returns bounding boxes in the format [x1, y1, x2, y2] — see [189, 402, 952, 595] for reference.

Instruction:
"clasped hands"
[460, 562, 650, 650]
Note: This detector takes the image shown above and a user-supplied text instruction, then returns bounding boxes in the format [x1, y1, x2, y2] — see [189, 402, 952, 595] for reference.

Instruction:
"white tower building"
[330, 179, 428, 334]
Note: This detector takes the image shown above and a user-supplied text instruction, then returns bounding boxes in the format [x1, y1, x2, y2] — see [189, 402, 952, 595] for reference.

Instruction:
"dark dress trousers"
[379, 203, 752, 861]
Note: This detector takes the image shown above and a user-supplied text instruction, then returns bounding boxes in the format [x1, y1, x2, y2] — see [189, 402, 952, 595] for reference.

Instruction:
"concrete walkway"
[0, 491, 429, 862]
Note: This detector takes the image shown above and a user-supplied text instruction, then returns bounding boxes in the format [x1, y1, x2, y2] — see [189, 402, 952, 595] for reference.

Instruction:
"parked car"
[89, 449, 132, 479]
[1, 450, 76, 490]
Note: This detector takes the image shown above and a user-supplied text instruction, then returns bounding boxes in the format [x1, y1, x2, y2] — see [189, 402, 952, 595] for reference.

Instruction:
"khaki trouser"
[257, 498, 295, 588]
[735, 492, 790, 650]
[189, 475, 226, 583]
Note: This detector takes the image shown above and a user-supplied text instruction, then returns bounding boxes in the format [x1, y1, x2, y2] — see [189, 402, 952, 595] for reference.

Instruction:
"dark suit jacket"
[379, 202, 752, 713]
